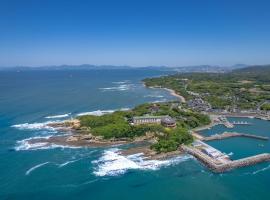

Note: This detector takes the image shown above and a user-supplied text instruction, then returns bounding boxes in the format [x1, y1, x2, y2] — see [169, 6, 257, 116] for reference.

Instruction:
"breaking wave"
[92, 148, 191, 177]
[99, 84, 133, 91]
[252, 164, 270, 175]
[99, 81, 135, 92]
[25, 162, 50, 175]
[45, 113, 71, 119]
[76, 108, 130, 117]
[11, 121, 59, 131]
[112, 80, 130, 84]
[57, 159, 82, 168]
[76, 110, 115, 117]
[227, 152, 234, 156]
[144, 95, 165, 98]
[15, 136, 81, 151]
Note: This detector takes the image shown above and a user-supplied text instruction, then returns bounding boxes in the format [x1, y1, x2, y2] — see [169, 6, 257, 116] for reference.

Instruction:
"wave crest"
[92, 148, 191, 177]
[76, 108, 130, 117]
[45, 113, 71, 119]
[25, 162, 50, 175]
[99, 82, 135, 92]
[15, 136, 81, 151]
[252, 164, 270, 175]
[11, 121, 59, 131]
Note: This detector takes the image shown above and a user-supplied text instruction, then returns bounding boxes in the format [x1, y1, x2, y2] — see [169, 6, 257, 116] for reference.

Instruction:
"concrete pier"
[232, 121, 252, 125]
[202, 132, 269, 141]
[181, 144, 270, 173]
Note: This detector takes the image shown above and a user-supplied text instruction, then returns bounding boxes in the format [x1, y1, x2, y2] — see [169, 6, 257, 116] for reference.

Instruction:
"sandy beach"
[144, 83, 186, 103]
[162, 88, 186, 103]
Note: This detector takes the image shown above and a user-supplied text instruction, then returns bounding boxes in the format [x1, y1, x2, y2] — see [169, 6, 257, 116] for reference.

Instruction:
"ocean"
[0, 69, 269, 199]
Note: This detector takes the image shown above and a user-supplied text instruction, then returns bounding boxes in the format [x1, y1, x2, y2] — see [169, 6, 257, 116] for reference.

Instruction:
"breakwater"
[181, 145, 270, 173]
[202, 132, 269, 141]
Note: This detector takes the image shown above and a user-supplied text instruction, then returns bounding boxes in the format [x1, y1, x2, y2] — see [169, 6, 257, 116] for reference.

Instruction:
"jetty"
[202, 132, 269, 141]
[217, 116, 252, 128]
[188, 115, 270, 173]
[181, 143, 270, 173]
[232, 121, 252, 125]
[218, 116, 234, 128]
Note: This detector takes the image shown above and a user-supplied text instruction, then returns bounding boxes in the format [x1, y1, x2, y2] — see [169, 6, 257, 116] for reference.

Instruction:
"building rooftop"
[132, 115, 168, 120]
[161, 117, 176, 124]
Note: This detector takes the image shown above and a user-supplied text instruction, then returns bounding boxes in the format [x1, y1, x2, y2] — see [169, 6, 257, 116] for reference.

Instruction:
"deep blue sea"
[0, 69, 269, 200]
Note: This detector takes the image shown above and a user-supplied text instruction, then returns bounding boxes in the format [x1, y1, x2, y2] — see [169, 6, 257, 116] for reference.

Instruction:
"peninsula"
[30, 65, 270, 172]
[34, 101, 210, 157]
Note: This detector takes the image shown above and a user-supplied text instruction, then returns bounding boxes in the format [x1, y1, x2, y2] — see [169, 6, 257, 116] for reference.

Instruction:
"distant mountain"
[134, 64, 248, 73]
[229, 65, 270, 83]
[172, 65, 227, 73]
[229, 64, 248, 69]
[0, 64, 133, 71]
[233, 64, 270, 73]
[0, 63, 250, 72]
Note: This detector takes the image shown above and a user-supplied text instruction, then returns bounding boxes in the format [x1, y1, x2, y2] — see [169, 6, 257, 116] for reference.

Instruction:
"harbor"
[181, 143, 270, 173]
[186, 116, 270, 173]
[217, 116, 252, 128]
[202, 131, 269, 141]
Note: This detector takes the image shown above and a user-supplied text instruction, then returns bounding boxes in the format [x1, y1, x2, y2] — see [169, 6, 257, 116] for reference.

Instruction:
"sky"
[1, 0, 270, 67]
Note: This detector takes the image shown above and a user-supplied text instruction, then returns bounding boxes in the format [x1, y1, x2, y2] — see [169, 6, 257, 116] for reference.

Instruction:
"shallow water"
[0, 69, 269, 199]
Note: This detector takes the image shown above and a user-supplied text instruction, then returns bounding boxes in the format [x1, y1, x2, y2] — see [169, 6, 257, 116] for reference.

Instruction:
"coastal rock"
[64, 119, 80, 129]
[48, 119, 81, 129]
[66, 136, 78, 142]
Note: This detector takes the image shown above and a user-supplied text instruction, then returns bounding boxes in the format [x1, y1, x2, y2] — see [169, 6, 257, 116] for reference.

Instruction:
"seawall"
[181, 145, 270, 173]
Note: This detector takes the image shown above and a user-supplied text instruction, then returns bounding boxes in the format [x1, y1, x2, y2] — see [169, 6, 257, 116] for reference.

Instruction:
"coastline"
[192, 114, 218, 133]
[162, 88, 186, 103]
[22, 82, 269, 165]
[27, 132, 183, 159]
[144, 83, 186, 103]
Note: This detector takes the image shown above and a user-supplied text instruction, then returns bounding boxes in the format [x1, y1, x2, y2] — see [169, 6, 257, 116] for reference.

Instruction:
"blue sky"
[1, 0, 270, 67]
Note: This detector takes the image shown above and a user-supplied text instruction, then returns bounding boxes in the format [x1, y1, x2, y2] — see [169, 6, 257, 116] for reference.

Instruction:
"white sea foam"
[76, 110, 115, 116]
[45, 113, 71, 119]
[99, 83, 134, 91]
[58, 159, 82, 168]
[15, 136, 81, 151]
[144, 95, 165, 98]
[76, 108, 130, 117]
[112, 81, 130, 84]
[15, 136, 51, 151]
[252, 164, 270, 175]
[11, 121, 59, 131]
[92, 148, 191, 177]
[25, 162, 50, 175]
[227, 152, 234, 156]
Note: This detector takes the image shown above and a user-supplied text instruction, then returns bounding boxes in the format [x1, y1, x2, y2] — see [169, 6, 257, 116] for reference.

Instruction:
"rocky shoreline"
[26, 119, 185, 159]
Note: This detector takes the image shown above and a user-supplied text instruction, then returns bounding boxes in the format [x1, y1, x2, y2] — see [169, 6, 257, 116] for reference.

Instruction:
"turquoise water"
[0, 69, 270, 199]
[200, 117, 270, 160]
